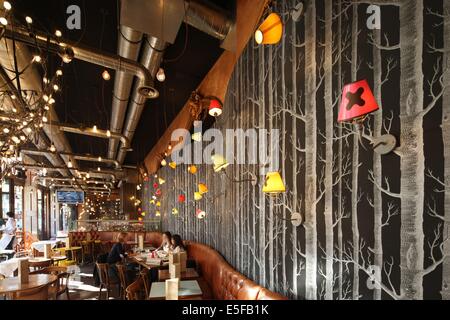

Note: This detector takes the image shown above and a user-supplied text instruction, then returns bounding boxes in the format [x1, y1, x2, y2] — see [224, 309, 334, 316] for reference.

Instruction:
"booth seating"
[185, 241, 286, 300]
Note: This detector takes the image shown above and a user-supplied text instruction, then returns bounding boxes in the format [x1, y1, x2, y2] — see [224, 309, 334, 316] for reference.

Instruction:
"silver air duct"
[116, 36, 166, 164]
[108, 26, 143, 159]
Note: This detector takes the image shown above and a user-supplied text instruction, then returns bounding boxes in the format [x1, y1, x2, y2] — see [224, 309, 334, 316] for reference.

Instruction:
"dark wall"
[144, 0, 449, 300]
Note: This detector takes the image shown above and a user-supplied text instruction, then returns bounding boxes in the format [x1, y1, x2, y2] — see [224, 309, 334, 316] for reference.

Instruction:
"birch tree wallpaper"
[146, 0, 450, 300]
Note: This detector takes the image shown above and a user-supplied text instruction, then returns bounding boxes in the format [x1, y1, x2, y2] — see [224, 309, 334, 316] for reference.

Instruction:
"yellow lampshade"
[188, 165, 198, 174]
[198, 183, 208, 194]
[262, 172, 286, 194]
[172, 208, 179, 215]
[212, 154, 229, 172]
[141, 212, 146, 216]
[191, 132, 202, 142]
[255, 13, 283, 45]
[158, 177, 166, 185]
[169, 162, 177, 169]
[150, 200, 155, 205]
[156, 201, 161, 207]
[155, 211, 161, 217]
[194, 192, 203, 201]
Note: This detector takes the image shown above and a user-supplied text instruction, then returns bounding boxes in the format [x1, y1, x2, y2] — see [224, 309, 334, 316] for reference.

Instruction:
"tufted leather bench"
[185, 241, 287, 300]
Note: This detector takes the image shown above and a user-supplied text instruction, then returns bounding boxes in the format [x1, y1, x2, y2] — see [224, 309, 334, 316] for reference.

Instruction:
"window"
[1, 179, 10, 218]
[14, 185, 23, 229]
[37, 189, 43, 238]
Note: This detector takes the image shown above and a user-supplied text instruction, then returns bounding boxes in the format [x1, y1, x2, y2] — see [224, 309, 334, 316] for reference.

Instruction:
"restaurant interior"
[0, 0, 449, 305]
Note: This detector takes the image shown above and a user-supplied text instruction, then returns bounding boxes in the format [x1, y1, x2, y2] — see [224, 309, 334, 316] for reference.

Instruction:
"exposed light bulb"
[25, 16, 33, 24]
[48, 98, 55, 104]
[25, 127, 32, 133]
[42, 116, 48, 123]
[98, 156, 102, 162]
[93, 125, 97, 132]
[33, 55, 42, 63]
[43, 95, 49, 102]
[55, 30, 62, 37]
[12, 136, 20, 144]
[43, 77, 49, 84]
[10, 94, 16, 100]
[0, 17, 8, 26]
[3, 2, 12, 10]
[56, 69, 63, 76]
[68, 160, 73, 168]
[3, 128, 9, 133]
[156, 68, 166, 82]
[102, 70, 111, 81]
[20, 135, 26, 141]
[53, 84, 59, 91]
[49, 144, 56, 152]
[161, 159, 167, 166]
[97, 167, 101, 171]
[106, 130, 111, 137]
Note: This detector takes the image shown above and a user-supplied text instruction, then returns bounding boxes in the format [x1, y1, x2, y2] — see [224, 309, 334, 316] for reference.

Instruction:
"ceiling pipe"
[3, 26, 158, 99]
[183, 0, 234, 41]
[0, 37, 78, 178]
[19, 148, 121, 169]
[15, 163, 119, 181]
[39, 177, 114, 188]
[51, 122, 132, 151]
[116, 36, 167, 164]
[108, 26, 143, 160]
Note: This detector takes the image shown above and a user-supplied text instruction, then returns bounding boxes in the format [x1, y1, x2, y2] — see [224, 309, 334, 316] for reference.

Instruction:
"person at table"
[106, 232, 127, 280]
[155, 231, 172, 253]
[171, 234, 186, 253]
[0, 212, 16, 251]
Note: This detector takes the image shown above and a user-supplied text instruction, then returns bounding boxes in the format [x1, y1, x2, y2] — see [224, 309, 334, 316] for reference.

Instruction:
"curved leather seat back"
[186, 241, 287, 300]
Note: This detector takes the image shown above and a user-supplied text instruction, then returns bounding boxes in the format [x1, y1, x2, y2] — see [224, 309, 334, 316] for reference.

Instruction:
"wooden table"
[0, 274, 57, 295]
[158, 268, 199, 281]
[149, 280, 203, 300]
[129, 254, 169, 269]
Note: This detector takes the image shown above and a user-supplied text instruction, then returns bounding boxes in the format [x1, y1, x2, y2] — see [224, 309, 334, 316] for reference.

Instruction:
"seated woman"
[171, 234, 186, 253]
[155, 231, 172, 253]
[106, 232, 138, 283]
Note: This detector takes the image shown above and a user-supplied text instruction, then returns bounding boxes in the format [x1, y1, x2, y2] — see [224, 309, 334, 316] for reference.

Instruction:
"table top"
[158, 268, 199, 281]
[149, 280, 203, 300]
[130, 254, 169, 269]
[0, 274, 57, 294]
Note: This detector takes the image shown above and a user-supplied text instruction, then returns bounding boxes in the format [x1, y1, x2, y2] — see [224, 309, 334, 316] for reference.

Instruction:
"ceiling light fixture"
[156, 68, 166, 82]
[102, 70, 111, 81]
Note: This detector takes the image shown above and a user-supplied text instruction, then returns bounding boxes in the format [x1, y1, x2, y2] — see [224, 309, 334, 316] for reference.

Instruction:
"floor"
[62, 263, 121, 300]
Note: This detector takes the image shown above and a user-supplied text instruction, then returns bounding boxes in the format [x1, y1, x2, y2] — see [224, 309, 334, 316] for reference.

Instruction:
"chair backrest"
[15, 283, 50, 300]
[29, 266, 70, 295]
[126, 277, 145, 300]
[30, 259, 53, 271]
[96, 263, 110, 286]
[116, 263, 128, 289]
[139, 269, 150, 297]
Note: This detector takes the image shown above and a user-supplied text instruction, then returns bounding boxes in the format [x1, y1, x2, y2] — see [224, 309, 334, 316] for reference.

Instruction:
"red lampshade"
[338, 79, 379, 122]
[178, 194, 186, 203]
[208, 99, 222, 117]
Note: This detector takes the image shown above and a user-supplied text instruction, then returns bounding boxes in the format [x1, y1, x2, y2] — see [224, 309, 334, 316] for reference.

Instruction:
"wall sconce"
[194, 192, 203, 201]
[262, 172, 286, 195]
[158, 177, 166, 185]
[172, 208, 179, 215]
[212, 154, 230, 172]
[338, 79, 397, 155]
[255, 13, 283, 45]
[198, 183, 208, 194]
[196, 209, 206, 219]
[208, 98, 223, 117]
[188, 165, 198, 174]
[169, 162, 177, 169]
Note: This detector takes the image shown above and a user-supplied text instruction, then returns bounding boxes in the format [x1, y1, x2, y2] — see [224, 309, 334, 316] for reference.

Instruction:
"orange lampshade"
[188, 165, 198, 174]
[255, 13, 283, 45]
[262, 172, 286, 195]
[198, 183, 208, 194]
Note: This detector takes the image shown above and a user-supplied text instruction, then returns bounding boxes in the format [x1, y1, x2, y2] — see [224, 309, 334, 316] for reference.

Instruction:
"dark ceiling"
[11, 0, 232, 166]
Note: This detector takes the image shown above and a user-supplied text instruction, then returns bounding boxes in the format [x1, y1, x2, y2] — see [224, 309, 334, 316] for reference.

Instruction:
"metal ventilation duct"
[3, 26, 158, 99]
[108, 26, 143, 159]
[116, 36, 167, 164]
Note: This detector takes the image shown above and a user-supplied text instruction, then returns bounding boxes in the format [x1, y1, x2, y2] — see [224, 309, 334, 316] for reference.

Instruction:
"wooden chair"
[125, 277, 146, 300]
[139, 268, 150, 299]
[116, 263, 128, 300]
[30, 266, 71, 300]
[29, 259, 53, 271]
[81, 241, 94, 264]
[96, 263, 119, 300]
[14, 283, 52, 300]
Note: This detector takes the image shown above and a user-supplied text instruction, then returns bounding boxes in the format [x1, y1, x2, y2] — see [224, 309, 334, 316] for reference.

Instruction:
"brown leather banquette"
[185, 241, 287, 300]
